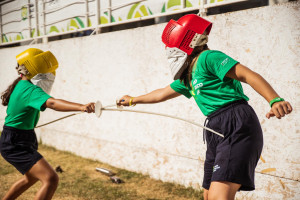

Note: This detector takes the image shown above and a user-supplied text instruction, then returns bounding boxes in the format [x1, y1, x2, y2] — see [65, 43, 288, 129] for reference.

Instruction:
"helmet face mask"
[162, 14, 212, 80]
[162, 19, 188, 49]
[16, 48, 58, 80]
[162, 14, 212, 55]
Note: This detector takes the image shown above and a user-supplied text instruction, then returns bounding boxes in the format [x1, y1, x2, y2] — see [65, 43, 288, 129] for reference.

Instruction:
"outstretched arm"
[45, 98, 95, 113]
[119, 85, 181, 106]
[226, 63, 292, 119]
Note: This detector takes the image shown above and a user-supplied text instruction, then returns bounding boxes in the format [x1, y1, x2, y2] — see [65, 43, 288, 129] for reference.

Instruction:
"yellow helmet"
[16, 48, 58, 79]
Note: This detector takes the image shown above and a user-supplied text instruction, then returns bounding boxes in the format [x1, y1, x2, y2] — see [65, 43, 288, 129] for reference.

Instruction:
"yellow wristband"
[129, 97, 136, 107]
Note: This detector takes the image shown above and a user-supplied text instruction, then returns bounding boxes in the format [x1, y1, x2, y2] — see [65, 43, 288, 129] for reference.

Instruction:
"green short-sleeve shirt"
[170, 50, 249, 116]
[4, 80, 52, 130]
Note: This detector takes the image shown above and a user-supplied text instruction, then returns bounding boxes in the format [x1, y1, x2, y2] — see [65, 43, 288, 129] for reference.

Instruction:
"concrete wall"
[0, 1, 299, 199]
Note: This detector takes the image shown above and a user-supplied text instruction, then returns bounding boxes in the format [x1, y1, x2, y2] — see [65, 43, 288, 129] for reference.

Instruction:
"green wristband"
[269, 97, 285, 107]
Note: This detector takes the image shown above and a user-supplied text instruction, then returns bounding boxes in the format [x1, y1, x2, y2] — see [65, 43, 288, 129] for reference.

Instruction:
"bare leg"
[2, 158, 58, 200]
[2, 173, 38, 200]
[26, 158, 59, 200]
[203, 188, 209, 200]
[208, 181, 241, 200]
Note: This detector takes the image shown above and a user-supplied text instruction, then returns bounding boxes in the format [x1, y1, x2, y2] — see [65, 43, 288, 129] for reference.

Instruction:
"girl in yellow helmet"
[0, 48, 95, 200]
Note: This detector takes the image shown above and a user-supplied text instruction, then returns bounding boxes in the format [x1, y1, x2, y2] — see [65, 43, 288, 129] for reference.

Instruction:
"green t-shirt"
[4, 80, 51, 130]
[170, 50, 249, 116]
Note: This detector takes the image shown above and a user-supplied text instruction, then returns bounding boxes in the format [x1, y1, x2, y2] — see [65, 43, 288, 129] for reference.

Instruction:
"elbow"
[150, 96, 163, 103]
[243, 71, 262, 84]
[153, 90, 166, 103]
[46, 98, 56, 110]
[239, 77, 247, 83]
[153, 87, 177, 103]
[155, 93, 168, 103]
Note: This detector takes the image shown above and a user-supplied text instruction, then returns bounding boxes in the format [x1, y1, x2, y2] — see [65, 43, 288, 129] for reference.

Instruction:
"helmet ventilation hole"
[162, 23, 176, 44]
[179, 30, 195, 52]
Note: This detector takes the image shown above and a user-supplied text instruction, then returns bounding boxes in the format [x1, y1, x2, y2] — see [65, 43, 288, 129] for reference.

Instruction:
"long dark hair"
[1, 77, 22, 106]
[179, 45, 209, 87]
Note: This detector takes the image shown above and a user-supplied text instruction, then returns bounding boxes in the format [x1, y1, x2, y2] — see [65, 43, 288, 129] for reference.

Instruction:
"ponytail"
[180, 45, 209, 87]
[1, 77, 22, 106]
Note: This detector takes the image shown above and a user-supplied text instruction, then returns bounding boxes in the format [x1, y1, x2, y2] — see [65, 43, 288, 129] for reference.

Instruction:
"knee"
[44, 171, 59, 185]
[22, 177, 36, 185]
[49, 172, 59, 185]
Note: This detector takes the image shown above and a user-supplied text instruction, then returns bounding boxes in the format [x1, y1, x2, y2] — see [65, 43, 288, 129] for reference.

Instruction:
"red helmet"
[162, 14, 212, 55]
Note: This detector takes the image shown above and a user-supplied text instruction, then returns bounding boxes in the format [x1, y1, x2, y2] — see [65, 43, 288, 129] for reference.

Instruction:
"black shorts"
[202, 100, 263, 191]
[0, 126, 43, 175]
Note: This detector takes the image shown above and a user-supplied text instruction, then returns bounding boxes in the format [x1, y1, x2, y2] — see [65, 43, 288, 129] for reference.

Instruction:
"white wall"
[0, 1, 299, 199]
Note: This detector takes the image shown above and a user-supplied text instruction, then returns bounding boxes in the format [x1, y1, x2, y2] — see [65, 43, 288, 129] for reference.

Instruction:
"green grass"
[0, 144, 203, 200]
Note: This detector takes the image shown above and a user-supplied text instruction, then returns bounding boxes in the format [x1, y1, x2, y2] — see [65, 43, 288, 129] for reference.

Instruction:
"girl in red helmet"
[0, 48, 95, 200]
[118, 14, 293, 200]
